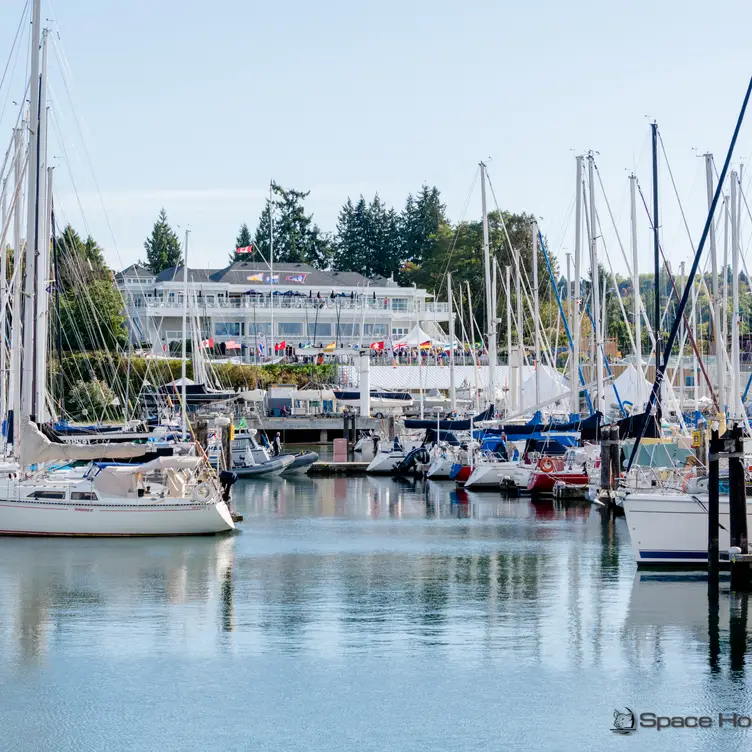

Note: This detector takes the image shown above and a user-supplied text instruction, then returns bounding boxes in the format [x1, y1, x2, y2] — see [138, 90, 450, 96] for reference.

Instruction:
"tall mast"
[572, 156, 583, 416]
[730, 171, 741, 417]
[22, 0, 42, 421]
[532, 220, 541, 406]
[466, 281, 480, 412]
[181, 228, 190, 440]
[723, 195, 730, 410]
[587, 154, 604, 415]
[650, 123, 662, 424]
[268, 181, 274, 360]
[10, 127, 23, 449]
[629, 174, 642, 409]
[679, 261, 686, 411]
[479, 162, 495, 406]
[447, 272, 456, 413]
[515, 247, 523, 412]
[0, 170, 7, 432]
[506, 265, 513, 413]
[704, 152, 724, 413]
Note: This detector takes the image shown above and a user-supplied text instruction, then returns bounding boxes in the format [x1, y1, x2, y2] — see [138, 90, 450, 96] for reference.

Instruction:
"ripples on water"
[0, 476, 750, 751]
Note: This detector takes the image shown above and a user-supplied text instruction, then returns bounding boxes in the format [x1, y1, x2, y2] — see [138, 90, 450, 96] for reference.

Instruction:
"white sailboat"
[0, 0, 235, 536]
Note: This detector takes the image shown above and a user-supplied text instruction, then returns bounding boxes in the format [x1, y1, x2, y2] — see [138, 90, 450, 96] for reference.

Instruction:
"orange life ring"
[539, 457, 556, 474]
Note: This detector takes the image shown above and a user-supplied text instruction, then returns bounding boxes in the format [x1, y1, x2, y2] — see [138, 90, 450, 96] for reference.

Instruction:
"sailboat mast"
[704, 152, 724, 413]
[629, 174, 642, 409]
[730, 171, 741, 418]
[532, 221, 541, 407]
[10, 127, 23, 448]
[181, 229, 190, 441]
[447, 272, 456, 413]
[269, 181, 275, 360]
[587, 154, 604, 414]
[650, 123, 662, 425]
[506, 265, 513, 413]
[22, 0, 42, 421]
[572, 156, 583, 416]
[479, 162, 495, 406]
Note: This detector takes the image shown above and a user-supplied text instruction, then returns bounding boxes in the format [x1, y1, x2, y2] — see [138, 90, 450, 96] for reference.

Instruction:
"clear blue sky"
[1, 0, 751, 278]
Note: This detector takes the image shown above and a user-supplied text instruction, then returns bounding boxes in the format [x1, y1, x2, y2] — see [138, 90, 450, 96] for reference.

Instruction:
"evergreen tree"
[57, 224, 109, 291]
[230, 223, 253, 263]
[252, 182, 331, 269]
[401, 185, 446, 269]
[144, 208, 182, 274]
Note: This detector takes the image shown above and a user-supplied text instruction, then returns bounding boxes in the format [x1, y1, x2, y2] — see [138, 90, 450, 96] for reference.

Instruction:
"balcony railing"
[135, 297, 449, 314]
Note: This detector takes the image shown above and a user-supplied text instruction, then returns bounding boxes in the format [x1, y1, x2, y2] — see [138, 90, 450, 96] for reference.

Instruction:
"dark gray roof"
[149, 262, 404, 289]
[116, 264, 155, 280]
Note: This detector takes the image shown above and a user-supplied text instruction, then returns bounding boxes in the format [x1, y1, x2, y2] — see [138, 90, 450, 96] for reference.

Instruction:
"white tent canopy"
[393, 325, 442, 347]
[520, 366, 570, 411]
[608, 364, 651, 413]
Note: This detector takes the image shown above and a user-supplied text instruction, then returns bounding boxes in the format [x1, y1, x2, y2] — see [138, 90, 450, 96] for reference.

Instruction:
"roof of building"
[115, 264, 155, 281]
[149, 261, 405, 289]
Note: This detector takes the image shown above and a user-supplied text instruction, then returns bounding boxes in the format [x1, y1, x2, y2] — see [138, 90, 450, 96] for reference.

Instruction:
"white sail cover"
[19, 420, 148, 467]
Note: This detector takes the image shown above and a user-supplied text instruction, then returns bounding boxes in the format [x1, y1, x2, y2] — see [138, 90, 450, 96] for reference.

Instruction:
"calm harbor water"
[1, 476, 750, 751]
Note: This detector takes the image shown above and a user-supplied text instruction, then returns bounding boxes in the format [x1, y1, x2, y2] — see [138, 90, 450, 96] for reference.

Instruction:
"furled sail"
[19, 420, 147, 467]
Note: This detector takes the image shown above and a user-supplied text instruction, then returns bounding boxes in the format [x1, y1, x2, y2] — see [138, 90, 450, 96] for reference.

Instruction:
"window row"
[213, 322, 389, 338]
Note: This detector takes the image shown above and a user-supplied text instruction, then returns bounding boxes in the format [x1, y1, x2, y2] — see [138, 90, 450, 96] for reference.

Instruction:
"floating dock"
[306, 462, 370, 477]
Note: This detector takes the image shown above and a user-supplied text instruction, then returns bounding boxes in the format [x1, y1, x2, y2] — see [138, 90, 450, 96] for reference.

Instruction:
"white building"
[116, 261, 449, 358]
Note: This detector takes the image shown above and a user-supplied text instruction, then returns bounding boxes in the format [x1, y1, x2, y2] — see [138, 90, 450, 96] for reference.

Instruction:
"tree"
[59, 278, 128, 352]
[401, 185, 446, 270]
[253, 182, 331, 269]
[144, 208, 182, 274]
[57, 224, 108, 291]
[230, 223, 253, 263]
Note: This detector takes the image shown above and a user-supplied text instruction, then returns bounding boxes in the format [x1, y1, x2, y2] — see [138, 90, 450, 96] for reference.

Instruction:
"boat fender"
[194, 482, 214, 501]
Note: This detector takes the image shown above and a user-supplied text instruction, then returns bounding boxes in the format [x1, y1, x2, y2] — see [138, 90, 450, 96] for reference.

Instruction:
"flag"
[258, 342, 264, 357]
[286, 273, 308, 284]
[419, 340, 431, 349]
[370, 341, 384, 351]
[201, 337, 215, 348]
[236, 245, 253, 254]
[275, 341, 286, 352]
[247, 272, 263, 282]
[323, 342, 336, 352]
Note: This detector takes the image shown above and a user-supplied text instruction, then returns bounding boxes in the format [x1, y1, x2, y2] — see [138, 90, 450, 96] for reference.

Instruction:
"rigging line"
[485, 173, 557, 368]
[436, 166, 479, 294]
[0, 0, 30, 132]
[636, 182, 720, 413]
[627, 76, 752, 473]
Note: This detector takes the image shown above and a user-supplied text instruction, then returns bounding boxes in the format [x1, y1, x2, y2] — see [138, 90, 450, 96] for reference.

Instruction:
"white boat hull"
[0, 496, 234, 536]
[621, 490, 751, 565]
[426, 457, 454, 479]
[464, 462, 517, 490]
[366, 452, 404, 474]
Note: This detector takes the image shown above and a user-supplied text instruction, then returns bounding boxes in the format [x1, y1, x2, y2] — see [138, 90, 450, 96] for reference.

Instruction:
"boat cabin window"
[71, 491, 98, 501]
[27, 490, 66, 499]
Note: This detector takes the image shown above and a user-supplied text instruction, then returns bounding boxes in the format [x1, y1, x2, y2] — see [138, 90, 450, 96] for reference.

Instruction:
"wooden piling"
[708, 428, 720, 574]
[609, 425, 620, 489]
[729, 423, 749, 591]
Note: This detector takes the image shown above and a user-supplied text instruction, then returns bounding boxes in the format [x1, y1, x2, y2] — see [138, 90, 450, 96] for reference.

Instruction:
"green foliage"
[253, 182, 332, 269]
[59, 279, 128, 352]
[230, 223, 253, 263]
[144, 208, 182, 274]
[57, 225, 109, 291]
[67, 378, 118, 421]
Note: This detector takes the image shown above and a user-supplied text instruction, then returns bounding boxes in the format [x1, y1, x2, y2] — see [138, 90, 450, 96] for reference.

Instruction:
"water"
[1, 476, 751, 751]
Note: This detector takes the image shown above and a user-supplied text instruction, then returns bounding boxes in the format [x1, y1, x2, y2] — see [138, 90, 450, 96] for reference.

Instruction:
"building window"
[391, 298, 408, 311]
[307, 323, 331, 337]
[248, 323, 272, 336]
[392, 327, 407, 337]
[278, 321, 303, 336]
[364, 323, 387, 336]
[336, 323, 360, 337]
[215, 322, 241, 337]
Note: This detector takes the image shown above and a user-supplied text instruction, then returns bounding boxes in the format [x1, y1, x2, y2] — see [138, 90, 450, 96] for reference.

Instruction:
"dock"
[306, 461, 370, 477]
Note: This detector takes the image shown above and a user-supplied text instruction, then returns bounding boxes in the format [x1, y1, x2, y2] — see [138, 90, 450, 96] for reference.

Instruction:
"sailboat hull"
[0, 496, 235, 536]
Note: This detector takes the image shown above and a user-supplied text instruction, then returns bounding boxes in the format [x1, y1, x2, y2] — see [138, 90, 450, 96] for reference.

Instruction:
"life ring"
[539, 457, 556, 474]
[194, 482, 213, 502]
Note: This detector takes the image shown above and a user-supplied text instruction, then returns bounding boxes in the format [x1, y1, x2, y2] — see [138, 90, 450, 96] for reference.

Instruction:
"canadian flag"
[201, 337, 215, 348]
[236, 245, 253, 254]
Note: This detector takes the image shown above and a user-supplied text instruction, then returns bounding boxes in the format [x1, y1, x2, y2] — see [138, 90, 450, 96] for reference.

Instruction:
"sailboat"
[0, 0, 235, 536]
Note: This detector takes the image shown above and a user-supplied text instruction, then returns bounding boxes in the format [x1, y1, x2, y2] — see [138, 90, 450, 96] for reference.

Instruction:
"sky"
[1, 0, 752, 278]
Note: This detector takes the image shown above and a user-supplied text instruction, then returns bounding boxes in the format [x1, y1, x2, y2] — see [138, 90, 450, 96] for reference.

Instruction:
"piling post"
[609, 425, 620, 489]
[599, 429, 611, 495]
[729, 423, 749, 591]
[708, 427, 721, 574]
